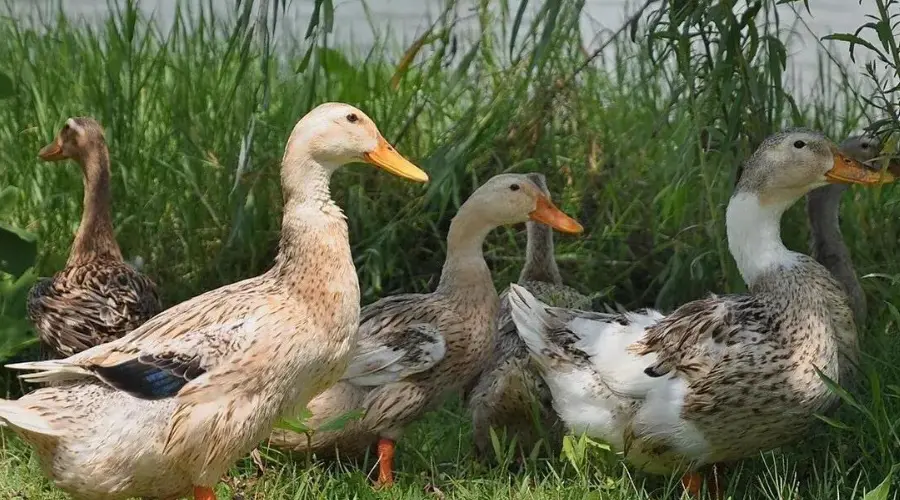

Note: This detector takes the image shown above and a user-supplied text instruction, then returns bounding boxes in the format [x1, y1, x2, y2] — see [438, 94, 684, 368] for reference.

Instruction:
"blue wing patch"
[92, 353, 206, 400]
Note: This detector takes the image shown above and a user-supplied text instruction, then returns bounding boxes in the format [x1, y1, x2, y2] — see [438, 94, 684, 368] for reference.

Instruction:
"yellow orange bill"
[38, 139, 65, 161]
[529, 195, 584, 234]
[826, 148, 894, 185]
[363, 137, 428, 183]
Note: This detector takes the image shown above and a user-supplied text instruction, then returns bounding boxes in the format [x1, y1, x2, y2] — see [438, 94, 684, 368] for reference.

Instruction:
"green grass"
[1, 0, 900, 498]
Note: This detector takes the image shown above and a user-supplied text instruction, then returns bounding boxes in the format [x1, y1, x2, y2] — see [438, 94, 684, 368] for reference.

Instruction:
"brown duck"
[268, 173, 583, 487]
[27, 117, 162, 358]
[467, 172, 591, 461]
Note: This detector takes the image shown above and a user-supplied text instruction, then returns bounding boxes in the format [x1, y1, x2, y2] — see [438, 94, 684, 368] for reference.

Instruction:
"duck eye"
[793, 140, 806, 149]
[509, 184, 520, 191]
[346, 113, 359, 123]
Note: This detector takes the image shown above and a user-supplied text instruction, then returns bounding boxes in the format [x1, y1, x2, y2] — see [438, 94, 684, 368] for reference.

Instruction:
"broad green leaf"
[315, 409, 364, 433]
[863, 465, 897, 500]
[0, 186, 20, 215]
[0, 71, 12, 100]
[0, 223, 37, 277]
[561, 435, 582, 475]
[274, 406, 314, 433]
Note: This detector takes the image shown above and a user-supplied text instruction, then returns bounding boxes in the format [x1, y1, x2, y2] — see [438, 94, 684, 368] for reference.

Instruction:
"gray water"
[10, 1, 878, 91]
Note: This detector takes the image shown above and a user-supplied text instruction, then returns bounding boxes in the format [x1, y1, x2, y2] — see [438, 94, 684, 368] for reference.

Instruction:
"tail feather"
[6, 360, 93, 385]
[0, 400, 63, 436]
[507, 284, 572, 368]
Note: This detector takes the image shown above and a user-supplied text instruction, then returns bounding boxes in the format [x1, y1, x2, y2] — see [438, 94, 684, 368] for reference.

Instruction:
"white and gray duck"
[506, 129, 893, 498]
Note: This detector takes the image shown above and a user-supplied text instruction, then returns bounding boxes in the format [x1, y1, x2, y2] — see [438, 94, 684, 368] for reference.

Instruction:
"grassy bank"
[1, 0, 900, 498]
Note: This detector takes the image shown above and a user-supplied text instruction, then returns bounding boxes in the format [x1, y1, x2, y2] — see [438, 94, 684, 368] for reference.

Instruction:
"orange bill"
[37, 138, 66, 161]
[826, 147, 894, 185]
[529, 195, 584, 234]
[363, 136, 429, 183]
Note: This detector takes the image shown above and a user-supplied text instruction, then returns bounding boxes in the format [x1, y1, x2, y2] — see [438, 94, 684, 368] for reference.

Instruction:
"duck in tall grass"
[506, 129, 893, 498]
[27, 117, 162, 358]
[467, 172, 591, 461]
[807, 133, 882, 326]
[0, 103, 428, 500]
[267, 173, 583, 487]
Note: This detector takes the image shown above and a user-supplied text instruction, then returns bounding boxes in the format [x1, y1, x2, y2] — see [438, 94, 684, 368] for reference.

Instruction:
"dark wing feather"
[91, 351, 206, 400]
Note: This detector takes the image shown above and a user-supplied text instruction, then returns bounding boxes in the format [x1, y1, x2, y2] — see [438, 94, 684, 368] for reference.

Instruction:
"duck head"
[38, 117, 107, 164]
[283, 102, 428, 183]
[463, 173, 583, 234]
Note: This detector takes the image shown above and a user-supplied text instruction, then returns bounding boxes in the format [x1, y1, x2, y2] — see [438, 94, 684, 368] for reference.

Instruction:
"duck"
[467, 172, 591, 461]
[0, 102, 428, 500]
[806, 133, 882, 326]
[27, 117, 162, 358]
[267, 173, 583, 487]
[505, 129, 893, 498]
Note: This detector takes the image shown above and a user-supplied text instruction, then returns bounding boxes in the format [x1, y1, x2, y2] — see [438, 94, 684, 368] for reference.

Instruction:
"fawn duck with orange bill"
[268, 172, 583, 487]
[0, 103, 428, 500]
[467, 172, 591, 461]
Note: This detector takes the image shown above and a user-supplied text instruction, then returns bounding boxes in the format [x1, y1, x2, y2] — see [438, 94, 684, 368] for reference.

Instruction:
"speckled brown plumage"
[27, 117, 161, 358]
[507, 129, 887, 484]
[267, 174, 583, 481]
[0, 103, 427, 500]
[28, 262, 160, 358]
[467, 174, 591, 460]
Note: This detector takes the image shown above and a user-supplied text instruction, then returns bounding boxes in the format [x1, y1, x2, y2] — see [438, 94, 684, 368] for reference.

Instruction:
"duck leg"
[680, 466, 724, 499]
[681, 472, 704, 498]
[375, 438, 395, 488]
[193, 486, 217, 500]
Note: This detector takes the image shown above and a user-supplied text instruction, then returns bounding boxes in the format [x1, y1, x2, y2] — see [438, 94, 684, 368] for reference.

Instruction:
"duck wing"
[26, 262, 162, 357]
[341, 294, 447, 387]
[508, 283, 772, 400]
[9, 276, 269, 401]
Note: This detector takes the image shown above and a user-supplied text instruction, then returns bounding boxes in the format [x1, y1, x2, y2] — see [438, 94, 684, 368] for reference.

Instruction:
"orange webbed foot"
[374, 437, 395, 489]
[680, 465, 724, 499]
[194, 485, 216, 500]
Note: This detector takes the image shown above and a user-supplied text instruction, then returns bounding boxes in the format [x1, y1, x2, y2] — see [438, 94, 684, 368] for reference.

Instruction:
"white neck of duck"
[519, 221, 563, 285]
[436, 201, 495, 295]
[272, 149, 349, 277]
[726, 191, 798, 287]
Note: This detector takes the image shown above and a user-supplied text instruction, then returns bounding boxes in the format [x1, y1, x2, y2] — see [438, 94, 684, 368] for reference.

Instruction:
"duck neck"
[519, 221, 562, 285]
[272, 150, 348, 279]
[806, 184, 865, 323]
[726, 191, 796, 287]
[436, 202, 494, 296]
[68, 147, 122, 266]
